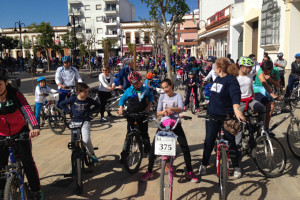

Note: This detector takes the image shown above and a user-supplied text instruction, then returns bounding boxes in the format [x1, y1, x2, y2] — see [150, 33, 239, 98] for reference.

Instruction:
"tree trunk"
[163, 38, 172, 80]
[45, 49, 50, 72]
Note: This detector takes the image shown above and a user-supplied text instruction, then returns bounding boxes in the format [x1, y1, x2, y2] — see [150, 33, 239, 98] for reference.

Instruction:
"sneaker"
[197, 108, 200, 112]
[91, 155, 99, 165]
[203, 100, 209, 105]
[233, 167, 242, 178]
[183, 106, 187, 111]
[32, 190, 45, 200]
[100, 117, 108, 122]
[186, 171, 199, 183]
[140, 171, 154, 182]
[199, 165, 207, 175]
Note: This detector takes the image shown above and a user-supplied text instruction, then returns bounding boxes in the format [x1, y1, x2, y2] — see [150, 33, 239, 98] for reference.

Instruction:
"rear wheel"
[123, 132, 143, 174]
[48, 107, 66, 135]
[160, 160, 172, 200]
[219, 145, 228, 200]
[4, 174, 30, 200]
[190, 95, 196, 114]
[287, 122, 300, 159]
[252, 135, 286, 178]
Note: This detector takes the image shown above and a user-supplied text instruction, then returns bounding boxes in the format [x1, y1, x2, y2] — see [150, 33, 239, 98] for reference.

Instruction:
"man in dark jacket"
[116, 58, 134, 91]
[285, 53, 300, 97]
[188, 57, 206, 78]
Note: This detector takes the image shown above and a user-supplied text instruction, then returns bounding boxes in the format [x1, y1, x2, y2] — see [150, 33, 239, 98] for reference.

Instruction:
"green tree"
[141, 0, 189, 79]
[1, 36, 19, 57]
[127, 42, 135, 56]
[28, 22, 55, 72]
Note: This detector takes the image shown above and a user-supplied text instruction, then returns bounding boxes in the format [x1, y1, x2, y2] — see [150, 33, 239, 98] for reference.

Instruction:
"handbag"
[223, 116, 240, 136]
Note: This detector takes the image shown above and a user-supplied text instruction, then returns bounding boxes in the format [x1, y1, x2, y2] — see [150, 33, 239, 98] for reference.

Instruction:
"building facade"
[68, 0, 135, 56]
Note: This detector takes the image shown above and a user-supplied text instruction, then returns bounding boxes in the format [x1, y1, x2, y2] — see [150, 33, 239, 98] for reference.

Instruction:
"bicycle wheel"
[72, 155, 83, 195]
[190, 95, 196, 114]
[123, 132, 143, 174]
[174, 80, 179, 91]
[48, 107, 66, 135]
[4, 174, 29, 200]
[287, 122, 300, 159]
[252, 135, 286, 178]
[160, 160, 172, 200]
[219, 145, 228, 200]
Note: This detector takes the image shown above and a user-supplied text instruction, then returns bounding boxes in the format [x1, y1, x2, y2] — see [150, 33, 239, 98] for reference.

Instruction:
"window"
[135, 32, 140, 44]
[85, 17, 91, 22]
[144, 32, 150, 44]
[86, 29, 92, 34]
[96, 4, 102, 10]
[97, 40, 102, 45]
[97, 28, 103, 34]
[96, 17, 102, 22]
[85, 5, 90, 10]
[126, 32, 131, 44]
[106, 3, 116, 11]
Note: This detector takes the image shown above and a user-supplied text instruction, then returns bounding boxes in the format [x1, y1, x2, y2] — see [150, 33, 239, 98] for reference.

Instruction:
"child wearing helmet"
[144, 72, 153, 90]
[183, 71, 200, 112]
[35, 77, 59, 125]
[118, 71, 154, 160]
[176, 66, 184, 80]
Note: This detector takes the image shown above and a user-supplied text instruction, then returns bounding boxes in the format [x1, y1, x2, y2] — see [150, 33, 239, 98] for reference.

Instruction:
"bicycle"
[148, 116, 192, 200]
[63, 115, 98, 194]
[187, 84, 200, 114]
[198, 115, 231, 200]
[121, 111, 150, 174]
[240, 104, 286, 177]
[0, 133, 30, 200]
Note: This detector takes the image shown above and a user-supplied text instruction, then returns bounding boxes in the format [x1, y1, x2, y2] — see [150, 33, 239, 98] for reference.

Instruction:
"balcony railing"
[104, 8, 118, 13]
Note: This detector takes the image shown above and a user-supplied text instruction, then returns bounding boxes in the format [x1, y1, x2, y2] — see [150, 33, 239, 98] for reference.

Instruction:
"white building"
[120, 21, 165, 56]
[68, 0, 135, 56]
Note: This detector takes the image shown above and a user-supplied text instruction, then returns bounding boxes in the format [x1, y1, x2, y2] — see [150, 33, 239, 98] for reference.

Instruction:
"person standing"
[143, 56, 150, 73]
[274, 52, 287, 88]
[285, 53, 300, 97]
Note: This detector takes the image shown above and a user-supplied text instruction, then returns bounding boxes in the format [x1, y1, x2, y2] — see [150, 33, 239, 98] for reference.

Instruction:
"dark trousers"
[57, 89, 71, 109]
[285, 75, 297, 97]
[202, 118, 239, 168]
[185, 87, 199, 108]
[279, 71, 285, 87]
[98, 91, 112, 118]
[0, 133, 41, 192]
[148, 123, 193, 173]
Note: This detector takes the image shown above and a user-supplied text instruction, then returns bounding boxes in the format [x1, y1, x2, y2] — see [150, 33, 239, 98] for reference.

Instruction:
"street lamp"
[67, 13, 81, 59]
[14, 20, 27, 58]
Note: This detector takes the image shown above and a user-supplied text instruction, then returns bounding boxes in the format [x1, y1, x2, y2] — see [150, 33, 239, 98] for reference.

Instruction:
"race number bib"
[154, 131, 177, 156]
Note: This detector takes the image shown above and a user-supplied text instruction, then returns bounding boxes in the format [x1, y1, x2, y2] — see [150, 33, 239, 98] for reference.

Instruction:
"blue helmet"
[37, 77, 46, 82]
[176, 66, 181, 69]
[114, 73, 119, 77]
[295, 53, 300, 59]
[62, 56, 71, 62]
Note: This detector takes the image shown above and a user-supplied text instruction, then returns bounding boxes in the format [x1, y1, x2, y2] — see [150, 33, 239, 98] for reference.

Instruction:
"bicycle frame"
[216, 129, 229, 176]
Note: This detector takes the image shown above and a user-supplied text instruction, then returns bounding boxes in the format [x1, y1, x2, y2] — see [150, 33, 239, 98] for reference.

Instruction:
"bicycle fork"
[216, 130, 229, 176]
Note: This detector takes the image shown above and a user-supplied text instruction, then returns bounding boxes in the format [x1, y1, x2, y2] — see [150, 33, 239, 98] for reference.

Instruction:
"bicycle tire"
[289, 88, 300, 109]
[174, 80, 179, 91]
[252, 135, 286, 178]
[190, 95, 196, 114]
[123, 132, 143, 174]
[219, 145, 228, 200]
[160, 160, 172, 200]
[4, 174, 30, 200]
[74, 156, 83, 195]
[48, 107, 66, 135]
[287, 123, 300, 159]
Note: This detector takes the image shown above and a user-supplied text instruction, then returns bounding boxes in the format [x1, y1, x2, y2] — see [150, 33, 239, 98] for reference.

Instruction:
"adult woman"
[141, 78, 198, 183]
[98, 66, 115, 122]
[0, 75, 44, 199]
[199, 58, 245, 178]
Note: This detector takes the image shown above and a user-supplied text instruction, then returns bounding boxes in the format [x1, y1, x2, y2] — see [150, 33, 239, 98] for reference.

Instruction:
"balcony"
[69, 9, 81, 16]
[104, 8, 118, 14]
[69, 0, 81, 4]
[104, 20, 118, 26]
[105, 31, 118, 38]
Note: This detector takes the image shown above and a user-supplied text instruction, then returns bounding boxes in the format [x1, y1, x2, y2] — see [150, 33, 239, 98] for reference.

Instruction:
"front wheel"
[160, 160, 173, 200]
[190, 95, 196, 114]
[287, 122, 300, 159]
[72, 155, 83, 195]
[219, 145, 228, 200]
[123, 132, 143, 174]
[48, 107, 66, 135]
[252, 135, 286, 178]
[4, 174, 30, 200]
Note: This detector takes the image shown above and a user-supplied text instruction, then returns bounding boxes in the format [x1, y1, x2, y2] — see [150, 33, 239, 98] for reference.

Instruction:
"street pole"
[67, 14, 81, 68]
[14, 20, 27, 58]
[133, 44, 136, 71]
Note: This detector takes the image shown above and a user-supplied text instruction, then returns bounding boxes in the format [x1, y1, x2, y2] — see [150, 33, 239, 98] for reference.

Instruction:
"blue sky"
[0, 0, 198, 28]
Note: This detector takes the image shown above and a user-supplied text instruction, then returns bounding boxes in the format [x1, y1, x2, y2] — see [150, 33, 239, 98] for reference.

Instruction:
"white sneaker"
[199, 165, 207, 175]
[233, 167, 242, 178]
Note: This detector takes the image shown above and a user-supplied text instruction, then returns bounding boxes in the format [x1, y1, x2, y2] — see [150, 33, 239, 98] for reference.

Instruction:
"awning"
[123, 46, 153, 52]
[194, 27, 228, 41]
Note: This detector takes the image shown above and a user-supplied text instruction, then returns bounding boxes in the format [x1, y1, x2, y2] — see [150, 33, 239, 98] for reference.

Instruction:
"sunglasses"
[102, 69, 108, 71]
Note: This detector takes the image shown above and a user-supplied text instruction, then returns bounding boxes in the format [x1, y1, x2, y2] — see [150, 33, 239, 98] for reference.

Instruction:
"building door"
[252, 21, 258, 56]
[238, 30, 243, 58]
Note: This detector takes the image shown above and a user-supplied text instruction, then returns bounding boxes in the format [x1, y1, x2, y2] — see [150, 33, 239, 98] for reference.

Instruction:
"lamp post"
[14, 20, 27, 58]
[118, 30, 125, 57]
[67, 13, 81, 62]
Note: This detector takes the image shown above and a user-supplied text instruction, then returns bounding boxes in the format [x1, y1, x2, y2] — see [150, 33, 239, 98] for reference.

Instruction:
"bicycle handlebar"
[146, 115, 192, 131]
[0, 132, 29, 145]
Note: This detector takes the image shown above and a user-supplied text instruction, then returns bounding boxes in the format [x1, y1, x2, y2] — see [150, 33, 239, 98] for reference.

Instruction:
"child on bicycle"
[183, 71, 200, 112]
[59, 82, 100, 165]
[35, 77, 59, 125]
[118, 71, 153, 160]
[144, 72, 154, 90]
[141, 78, 199, 182]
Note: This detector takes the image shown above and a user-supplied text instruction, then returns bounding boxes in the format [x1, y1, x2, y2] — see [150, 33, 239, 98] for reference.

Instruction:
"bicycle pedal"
[94, 147, 99, 150]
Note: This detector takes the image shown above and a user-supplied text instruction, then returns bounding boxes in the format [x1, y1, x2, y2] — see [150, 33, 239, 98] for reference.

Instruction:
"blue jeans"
[57, 89, 71, 108]
[202, 117, 239, 168]
[35, 102, 43, 125]
[285, 75, 297, 97]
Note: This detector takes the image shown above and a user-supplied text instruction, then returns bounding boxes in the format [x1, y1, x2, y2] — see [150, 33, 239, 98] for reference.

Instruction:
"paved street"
[13, 70, 300, 200]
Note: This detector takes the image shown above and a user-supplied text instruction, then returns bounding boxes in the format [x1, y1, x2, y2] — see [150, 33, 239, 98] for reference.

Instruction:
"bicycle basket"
[49, 93, 59, 101]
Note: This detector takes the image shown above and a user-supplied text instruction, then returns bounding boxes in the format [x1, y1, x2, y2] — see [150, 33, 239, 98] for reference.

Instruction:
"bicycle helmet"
[37, 77, 46, 82]
[128, 71, 142, 84]
[238, 57, 254, 67]
[62, 56, 71, 62]
[146, 72, 153, 80]
[114, 73, 119, 77]
[277, 52, 283, 57]
[188, 71, 196, 75]
[295, 53, 300, 59]
[176, 66, 181, 69]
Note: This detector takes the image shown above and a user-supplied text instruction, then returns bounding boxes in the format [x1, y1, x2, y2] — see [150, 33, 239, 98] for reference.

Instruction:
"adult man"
[227, 53, 235, 64]
[143, 56, 150, 73]
[116, 58, 134, 91]
[274, 52, 287, 88]
[188, 56, 206, 77]
[285, 53, 300, 97]
[55, 56, 83, 107]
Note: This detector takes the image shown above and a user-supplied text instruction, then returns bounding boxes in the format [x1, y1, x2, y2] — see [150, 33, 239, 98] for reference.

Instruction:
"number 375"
[159, 144, 172, 151]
